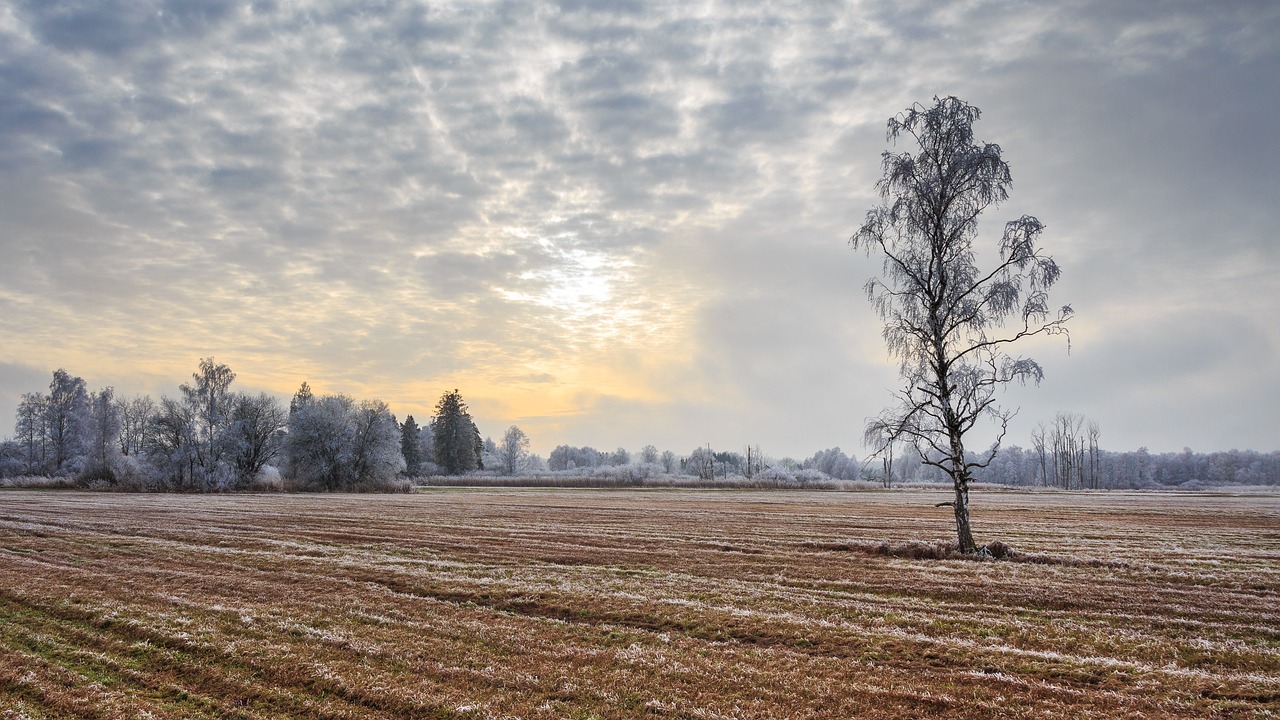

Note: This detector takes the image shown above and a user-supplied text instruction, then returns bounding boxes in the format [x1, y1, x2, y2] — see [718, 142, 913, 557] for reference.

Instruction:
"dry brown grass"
[1, 488, 1277, 719]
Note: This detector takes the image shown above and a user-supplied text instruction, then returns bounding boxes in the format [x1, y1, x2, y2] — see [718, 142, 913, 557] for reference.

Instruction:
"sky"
[2, 0, 1277, 460]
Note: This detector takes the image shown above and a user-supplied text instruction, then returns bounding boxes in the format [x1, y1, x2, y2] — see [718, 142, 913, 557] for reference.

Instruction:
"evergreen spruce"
[400, 415, 421, 476]
[431, 390, 481, 475]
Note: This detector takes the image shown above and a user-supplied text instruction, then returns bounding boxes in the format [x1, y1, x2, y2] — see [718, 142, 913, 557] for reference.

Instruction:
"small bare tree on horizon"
[499, 425, 531, 476]
[851, 96, 1072, 554]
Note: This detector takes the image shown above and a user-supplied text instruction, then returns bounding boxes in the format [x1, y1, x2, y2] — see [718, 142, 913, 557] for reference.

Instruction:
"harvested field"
[1, 488, 1278, 719]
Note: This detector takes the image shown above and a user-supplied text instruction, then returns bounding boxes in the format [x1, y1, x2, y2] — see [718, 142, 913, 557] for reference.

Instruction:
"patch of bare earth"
[1, 488, 1277, 718]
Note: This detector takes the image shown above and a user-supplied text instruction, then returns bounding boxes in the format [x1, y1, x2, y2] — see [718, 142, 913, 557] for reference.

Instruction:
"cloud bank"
[2, 0, 1277, 457]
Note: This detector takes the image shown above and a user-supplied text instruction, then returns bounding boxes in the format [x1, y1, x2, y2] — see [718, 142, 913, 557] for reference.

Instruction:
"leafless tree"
[852, 96, 1072, 553]
[743, 444, 765, 479]
[228, 393, 287, 486]
[1031, 423, 1049, 486]
[687, 444, 716, 481]
[640, 444, 660, 465]
[1052, 412, 1084, 489]
[14, 392, 49, 474]
[881, 442, 895, 489]
[47, 369, 88, 474]
[149, 396, 198, 490]
[1087, 419, 1101, 490]
[660, 450, 678, 474]
[499, 425, 531, 475]
[179, 358, 237, 487]
[115, 394, 155, 457]
[1040, 412, 1100, 490]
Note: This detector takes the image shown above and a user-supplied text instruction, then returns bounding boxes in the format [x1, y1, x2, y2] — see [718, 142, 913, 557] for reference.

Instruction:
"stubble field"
[1, 488, 1277, 719]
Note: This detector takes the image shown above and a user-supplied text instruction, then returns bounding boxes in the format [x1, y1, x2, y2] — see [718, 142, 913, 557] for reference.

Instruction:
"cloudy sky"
[2, 0, 1277, 459]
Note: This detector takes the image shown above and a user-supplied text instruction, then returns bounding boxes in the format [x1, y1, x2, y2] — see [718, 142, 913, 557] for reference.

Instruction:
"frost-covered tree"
[228, 392, 287, 486]
[46, 369, 88, 474]
[481, 436, 501, 471]
[179, 358, 237, 487]
[0, 439, 20, 478]
[1033, 412, 1102, 490]
[82, 387, 121, 481]
[115, 394, 155, 457]
[14, 392, 49, 474]
[547, 445, 572, 471]
[686, 445, 716, 480]
[609, 447, 631, 467]
[347, 399, 405, 487]
[639, 444, 660, 465]
[851, 96, 1071, 553]
[431, 390, 482, 475]
[415, 421, 437, 475]
[286, 394, 403, 490]
[148, 396, 198, 489]
[287, 394, 352, 490]
[547, 445, 603, 471]
[805, 447, 860, 481]
[660, 450, 678, 474]
[499, 425, 530, 475]
[290, 381, 314, 416]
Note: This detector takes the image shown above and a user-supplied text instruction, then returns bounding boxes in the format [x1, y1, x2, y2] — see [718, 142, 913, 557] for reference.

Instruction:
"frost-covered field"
[1, 489, 1277, 719]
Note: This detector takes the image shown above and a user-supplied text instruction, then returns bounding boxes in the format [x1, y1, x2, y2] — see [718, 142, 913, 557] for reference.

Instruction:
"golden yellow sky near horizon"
[2, 222, 709, 455]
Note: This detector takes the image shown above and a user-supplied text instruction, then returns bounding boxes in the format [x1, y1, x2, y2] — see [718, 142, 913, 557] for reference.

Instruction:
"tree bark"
[952, 475, 978, 554]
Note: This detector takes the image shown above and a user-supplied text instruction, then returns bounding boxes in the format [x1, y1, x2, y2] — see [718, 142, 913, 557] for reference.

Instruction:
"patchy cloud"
[1, 0, 1277, 456]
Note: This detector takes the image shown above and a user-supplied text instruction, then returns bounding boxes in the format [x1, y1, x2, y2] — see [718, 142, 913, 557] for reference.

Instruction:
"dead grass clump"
[281, 475, 412, 493]
[879, 540, 965, 560]
[804, 538, 1131, 568]
[0, 475, 80, 490]
[984, 539, 1017, 559]
[804, 539, 981, 560]
[347, 477, 413, 493]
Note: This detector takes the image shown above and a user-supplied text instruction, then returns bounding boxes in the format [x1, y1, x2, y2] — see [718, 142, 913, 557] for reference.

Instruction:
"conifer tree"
[400, 415, 421, 476]
[431, 390, 481, 475]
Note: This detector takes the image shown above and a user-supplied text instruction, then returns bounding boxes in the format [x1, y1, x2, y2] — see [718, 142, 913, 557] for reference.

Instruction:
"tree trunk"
[946, 428, 979, 554]
[952, 475, 978, 554]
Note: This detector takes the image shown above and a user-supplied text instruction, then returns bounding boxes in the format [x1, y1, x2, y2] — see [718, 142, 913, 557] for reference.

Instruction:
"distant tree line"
[1, 362, 487, 491]
[4, 364, 1277, 490]
[880, 412, 1280, 489]
[545, 443, 861, 484]
[966, 445, 1280, 489]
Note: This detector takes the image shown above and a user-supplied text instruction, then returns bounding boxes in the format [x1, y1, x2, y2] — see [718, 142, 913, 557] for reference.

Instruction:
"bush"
[242, 465, 283, 492]
[78, 462, 117, 487]
[794, 468, 832, 485]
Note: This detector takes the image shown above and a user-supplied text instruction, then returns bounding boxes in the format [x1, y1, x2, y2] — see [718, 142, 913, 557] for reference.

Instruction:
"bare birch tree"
[851, 96, 1072, 553]
[180, 358, 237, 488]
[499, 425, 530, 476]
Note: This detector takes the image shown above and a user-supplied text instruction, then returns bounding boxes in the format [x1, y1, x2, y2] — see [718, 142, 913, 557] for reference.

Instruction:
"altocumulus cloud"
[0, 0, 1277, 456]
